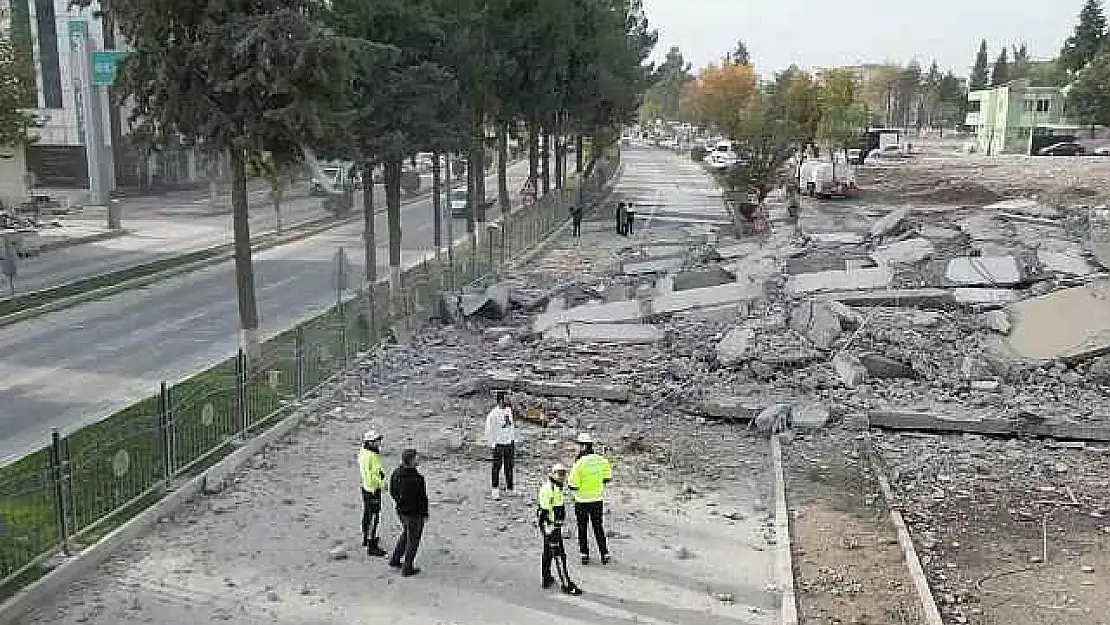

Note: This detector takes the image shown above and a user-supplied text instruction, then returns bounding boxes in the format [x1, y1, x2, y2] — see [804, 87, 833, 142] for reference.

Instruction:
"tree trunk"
[497, 123, 510, 215]
[272, 188, 283, 233]
[432, 152, 443, 254]
[575, 135, 584, 173]
[362, 159, 377, 323]
[229, 148, 260, 357]
[528, 120, 540, 183]
[541, 131, 550, 194]
[554, 114, 565, 189]
[470, 109, 486, 223]
[382, 158, 403, 314]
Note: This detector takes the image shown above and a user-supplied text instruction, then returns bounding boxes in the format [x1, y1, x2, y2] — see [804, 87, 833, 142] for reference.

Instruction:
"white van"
[706, 140, 738, 170]
[799, 156, 857, 198]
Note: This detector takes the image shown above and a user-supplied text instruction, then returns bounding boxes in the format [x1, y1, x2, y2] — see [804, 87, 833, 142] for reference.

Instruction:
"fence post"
[49, 429, 70, 556]
[236, 349, 249, 436]
[294, 326, 305, 398]
[158, 381, 173, 482]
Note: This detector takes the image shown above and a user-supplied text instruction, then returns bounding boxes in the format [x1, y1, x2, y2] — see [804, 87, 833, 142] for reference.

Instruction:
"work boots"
[366, 538, 388, 557]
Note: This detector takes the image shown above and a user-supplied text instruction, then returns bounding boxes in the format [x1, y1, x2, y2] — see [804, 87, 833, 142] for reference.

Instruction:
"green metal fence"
[0, 155, 617, 594]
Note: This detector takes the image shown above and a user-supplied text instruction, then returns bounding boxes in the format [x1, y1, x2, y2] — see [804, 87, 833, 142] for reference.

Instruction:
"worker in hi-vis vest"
[537, 463, 583, 595]
[568, 433, 612, 565]
[358, 430, 388, 557]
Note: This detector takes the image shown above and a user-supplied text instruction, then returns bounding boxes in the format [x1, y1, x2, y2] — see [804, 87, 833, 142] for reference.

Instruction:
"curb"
[770, 435, 799, 625]
[867, 439, 945, 625]
[30, 228, 130, 255]
[0, 384, 346, 625]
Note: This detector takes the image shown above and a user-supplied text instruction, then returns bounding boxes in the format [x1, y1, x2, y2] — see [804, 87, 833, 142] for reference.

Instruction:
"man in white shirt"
[484, 391, 516, 500]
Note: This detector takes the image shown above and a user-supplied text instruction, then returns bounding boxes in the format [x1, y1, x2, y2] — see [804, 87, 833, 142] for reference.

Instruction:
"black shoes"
[600, 554, 610, 565]
[366, 540, 387, 557]
[542, 578, 556, 589]
[580, 555, 590, 565]
[388, 560, 402, 569]
[401, 567, 421, 577]
[562, 584, 583, 596]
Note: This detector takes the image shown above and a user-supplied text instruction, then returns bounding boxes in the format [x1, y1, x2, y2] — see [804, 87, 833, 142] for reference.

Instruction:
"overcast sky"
[641, 0, 1085, 76]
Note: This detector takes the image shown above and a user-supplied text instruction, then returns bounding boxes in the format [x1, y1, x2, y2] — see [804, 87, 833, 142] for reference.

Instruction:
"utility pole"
[69, 19, 118, 228]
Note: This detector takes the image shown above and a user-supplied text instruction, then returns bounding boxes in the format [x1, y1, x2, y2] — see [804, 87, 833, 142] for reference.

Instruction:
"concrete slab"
[714, 242, 759, 259]
[621, 257, 685, 275]
[532, 300, 642, 333]
[1007, 282, 1110, 362]
[654, 282, 765, 314]
[517, 379, 631, 402]
[793, 402, 831, 429]
[957, 214, 1005, 242]
[870, 207, 911, 239]
[832, 353, 867, 388]
[919, 225, 962, 241]
[673, 266, 734, 291]
[870, 238, 935, 266]
[785, 267, 894, 296]
[1037, 249, 1097, 276]
[1088, 208, 1110, 270]
[639, 245, 688, 259]
[952, 288, 1021, 307]
[869, 410, 1110, 443]
[945, 256, 1023, 286]
[817, 289, 953, 308]
[789, 300, 842, 350]
[810, 232, 865, 245]
[543, 322, 664, 344]
[699, 396, 765, 422]
[985, 198, 1060, 219]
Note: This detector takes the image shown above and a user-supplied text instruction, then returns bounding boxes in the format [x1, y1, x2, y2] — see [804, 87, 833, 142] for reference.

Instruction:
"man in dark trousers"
[484, 391, 516, 500]
[358, 430, 388, 556]
[569, 433, 612, 565]
[615, 202, 626, 235]
[624, 203, 637, 235]
[570, 202, 584, 238]
[389, 449, 429, 577]
[537, 464, 583, 595]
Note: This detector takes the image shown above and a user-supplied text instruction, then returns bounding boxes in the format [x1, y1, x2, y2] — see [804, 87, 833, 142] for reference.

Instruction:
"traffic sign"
[91, 50, 128, 86]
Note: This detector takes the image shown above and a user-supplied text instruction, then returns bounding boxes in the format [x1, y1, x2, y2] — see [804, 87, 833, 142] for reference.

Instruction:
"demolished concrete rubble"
[870, 237, 935, 266]
[869, 206, 912, 240]
[1006, 282, 1110, 362]
[785, 267, 894, 296]
[1036, 249, 1097, 276]
[789, 300, 843, 350]
[543, 322, 664, 344]
[945, 256, 1023, 286]
[832, 353, 868, 388]
[716, 326, 755, 366]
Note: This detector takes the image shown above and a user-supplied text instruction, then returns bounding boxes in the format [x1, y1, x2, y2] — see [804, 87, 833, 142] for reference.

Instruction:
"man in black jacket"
[389, 448, 429, 577]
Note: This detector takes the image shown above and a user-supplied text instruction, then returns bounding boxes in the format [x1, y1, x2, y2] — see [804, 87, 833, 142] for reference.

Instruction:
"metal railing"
[0, 153, 618, 592]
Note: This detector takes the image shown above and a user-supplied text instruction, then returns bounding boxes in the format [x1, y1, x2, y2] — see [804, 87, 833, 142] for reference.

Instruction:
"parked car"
[1092, 145, 1110, 156]
[867, 144, 907, 161]
[310, 167, 343, 196]
[1038, 141, 1085, 156]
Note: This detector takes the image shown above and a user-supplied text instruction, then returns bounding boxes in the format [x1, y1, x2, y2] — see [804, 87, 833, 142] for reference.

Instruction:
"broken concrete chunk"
[753, 404, 792, 436]
[713, 243, 759, 259]
[789, 300, 843, 350]
[700, 396, 763, 422]
[832, 353, 868, 388]
[1007, 282, 1110, 362]
[621, 257, 685, 276]
[810, 232, 865, 245]
[543, 323, 663, 345]
[869, 410, 1110, 443]
[945, 256, 1023, 286]
[716, 326, 756, 366]
[826, 300, 862, 329]
[980, 310, 1012, 334]
[1037, 249, 1097, 276]
[517, 379, 630, 402]
[823, 288, 952, 308]
[532, 300, 643, 333]
[871, 238, 935, 266]
[919, 225, 962, 241]
[785, 267, 894, 296]
[792, 402, 831, 430]
[1087, 208, 1110, 270]
[869, 207, 912, 239]
[859, 353, 915, 379]
[654, 283, 764, 314]
[959, 355, 995, 380]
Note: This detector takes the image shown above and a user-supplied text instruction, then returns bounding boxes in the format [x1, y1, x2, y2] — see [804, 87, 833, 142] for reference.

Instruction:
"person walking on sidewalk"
[569, 433, 612, 565]
[389, 449, 429, 577]
[615, 202, 626, 235]
[358, 430, 388, 557]
[484, 391, 516, 500]
[624, 203, 637, 235]
[570, 203, 584, 238]
[537, 464, 583, 595]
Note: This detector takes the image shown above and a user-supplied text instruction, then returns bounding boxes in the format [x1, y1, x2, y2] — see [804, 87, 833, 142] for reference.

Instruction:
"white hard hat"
[576, 433, 594, 445]
[363, 430, 382, 443]
[550, 463, 568, 477]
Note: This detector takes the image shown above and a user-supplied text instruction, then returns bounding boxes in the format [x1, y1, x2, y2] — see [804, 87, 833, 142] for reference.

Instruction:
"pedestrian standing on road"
[570, 203, 584, 238]
[485, 391, 516, 500]
[389, 449, 429, 577]
[624, 203, 637, 235]
[615, 202, 626, 235]
[538, 464, 583, 595]
[358, 430, 388, 557]
[568, 433, 612, 565]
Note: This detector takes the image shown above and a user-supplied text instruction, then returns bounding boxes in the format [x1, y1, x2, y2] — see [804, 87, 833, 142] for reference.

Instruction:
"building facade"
[965, 80, 1076, 155]
[5, 0, 206, 193]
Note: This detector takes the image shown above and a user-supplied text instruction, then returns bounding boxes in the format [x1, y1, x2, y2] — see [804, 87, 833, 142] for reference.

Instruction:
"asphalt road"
[8, 176, 438, 296]
[0, 161, 533, 464]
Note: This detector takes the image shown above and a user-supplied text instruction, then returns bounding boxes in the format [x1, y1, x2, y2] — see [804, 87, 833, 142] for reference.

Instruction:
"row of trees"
[75, 0, 655, 352]
[1064, 0, 1110, 129]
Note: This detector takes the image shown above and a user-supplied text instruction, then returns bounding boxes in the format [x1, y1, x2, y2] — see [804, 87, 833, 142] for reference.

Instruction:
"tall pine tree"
[1061, 0, 1108, 74]
[970, 39, 990, 89]
[991, 48, 1010, 86]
